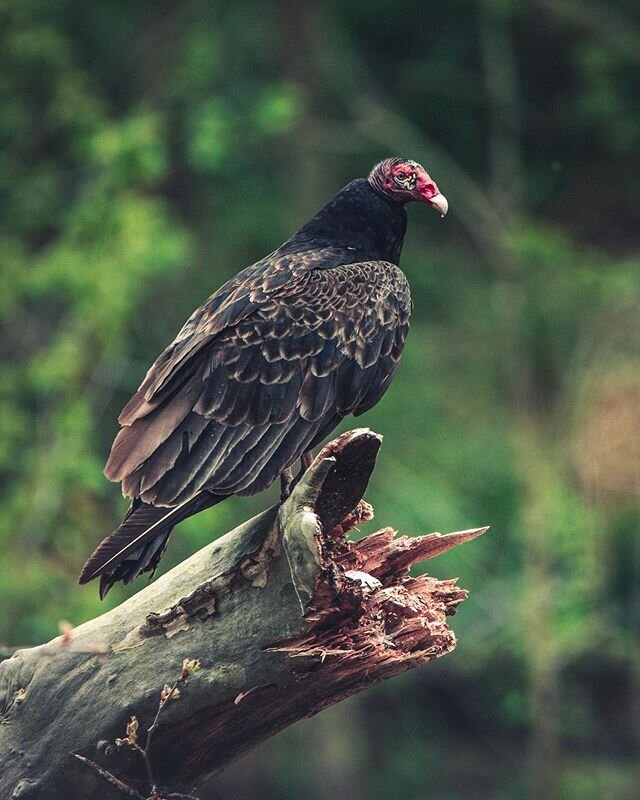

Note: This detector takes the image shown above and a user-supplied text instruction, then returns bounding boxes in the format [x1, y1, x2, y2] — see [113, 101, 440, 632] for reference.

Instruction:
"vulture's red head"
[368, 157, 448, 217]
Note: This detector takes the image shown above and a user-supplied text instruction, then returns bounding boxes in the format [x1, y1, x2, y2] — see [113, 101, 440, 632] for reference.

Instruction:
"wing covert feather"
[106, 261, 411, 506]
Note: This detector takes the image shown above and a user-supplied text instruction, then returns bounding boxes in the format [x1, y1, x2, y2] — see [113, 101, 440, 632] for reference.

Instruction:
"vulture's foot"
[280, 467, 294, 503]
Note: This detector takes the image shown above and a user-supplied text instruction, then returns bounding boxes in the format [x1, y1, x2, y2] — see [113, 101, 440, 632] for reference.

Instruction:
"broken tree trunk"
[0, 429, 487, 800]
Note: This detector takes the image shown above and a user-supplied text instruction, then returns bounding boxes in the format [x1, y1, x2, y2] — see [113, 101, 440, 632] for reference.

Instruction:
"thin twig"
[73, 753, 145, 799]
[137, 677, 183, 795]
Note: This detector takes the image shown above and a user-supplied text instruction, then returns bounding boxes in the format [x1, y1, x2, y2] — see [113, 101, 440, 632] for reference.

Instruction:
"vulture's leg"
[281, 452, 313, 502]
[280, 467, 294, 503]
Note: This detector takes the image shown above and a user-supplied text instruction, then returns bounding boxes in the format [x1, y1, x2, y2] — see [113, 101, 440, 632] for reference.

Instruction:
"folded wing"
[106, 262, 409, 506]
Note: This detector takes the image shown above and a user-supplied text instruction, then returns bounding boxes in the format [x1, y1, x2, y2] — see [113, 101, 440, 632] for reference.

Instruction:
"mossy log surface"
[0, 429, 487, 799]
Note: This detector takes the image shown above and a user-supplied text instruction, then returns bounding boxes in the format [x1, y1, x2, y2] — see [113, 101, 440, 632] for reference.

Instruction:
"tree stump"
[0, 428, 487, 799]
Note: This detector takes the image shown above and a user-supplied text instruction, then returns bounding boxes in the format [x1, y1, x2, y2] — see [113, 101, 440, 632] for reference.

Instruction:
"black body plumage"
[79, 167, 432, 597]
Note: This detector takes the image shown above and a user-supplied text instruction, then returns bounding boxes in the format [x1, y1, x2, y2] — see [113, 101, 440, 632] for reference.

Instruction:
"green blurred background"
[1, 0, 639, 797]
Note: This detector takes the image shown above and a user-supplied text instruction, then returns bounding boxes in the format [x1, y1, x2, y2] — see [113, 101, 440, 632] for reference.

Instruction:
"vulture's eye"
[394, 170, 416, 188]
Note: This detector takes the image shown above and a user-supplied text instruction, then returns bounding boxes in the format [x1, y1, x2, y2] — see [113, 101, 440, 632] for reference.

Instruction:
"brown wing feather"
[105, 261, 411, 508]
[105, 380, 203, 480]
[116, 246, 351, 427]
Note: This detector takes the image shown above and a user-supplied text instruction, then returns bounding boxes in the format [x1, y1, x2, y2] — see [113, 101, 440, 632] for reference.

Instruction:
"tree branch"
[0, 428, 487, 799]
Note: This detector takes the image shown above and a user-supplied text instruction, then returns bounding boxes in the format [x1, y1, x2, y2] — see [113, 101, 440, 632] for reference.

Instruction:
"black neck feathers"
[278, 179, 408, 267]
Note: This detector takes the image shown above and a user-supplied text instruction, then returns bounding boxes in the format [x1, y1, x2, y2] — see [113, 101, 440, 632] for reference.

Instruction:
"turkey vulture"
[79, 157, 448, 597]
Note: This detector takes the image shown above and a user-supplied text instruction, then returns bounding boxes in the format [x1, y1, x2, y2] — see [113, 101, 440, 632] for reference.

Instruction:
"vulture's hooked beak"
[429, 193, 449, 218]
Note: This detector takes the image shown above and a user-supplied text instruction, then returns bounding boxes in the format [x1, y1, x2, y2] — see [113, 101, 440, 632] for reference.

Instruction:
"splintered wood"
[269, 507, 487, 680]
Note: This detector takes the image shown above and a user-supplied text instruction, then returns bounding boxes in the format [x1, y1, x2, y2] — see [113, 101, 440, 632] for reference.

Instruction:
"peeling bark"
[0, 429, 487, 800]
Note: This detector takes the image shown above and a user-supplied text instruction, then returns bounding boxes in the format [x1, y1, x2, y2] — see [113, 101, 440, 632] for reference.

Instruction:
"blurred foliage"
[0, 0, 639, 798]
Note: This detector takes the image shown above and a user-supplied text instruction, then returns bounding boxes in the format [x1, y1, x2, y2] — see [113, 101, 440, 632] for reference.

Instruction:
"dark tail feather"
[79, 492, 226, 597]
[97, 527, 173, 600]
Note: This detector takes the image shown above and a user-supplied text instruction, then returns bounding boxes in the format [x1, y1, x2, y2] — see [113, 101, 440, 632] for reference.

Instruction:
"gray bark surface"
[0, 429, 487, 799]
